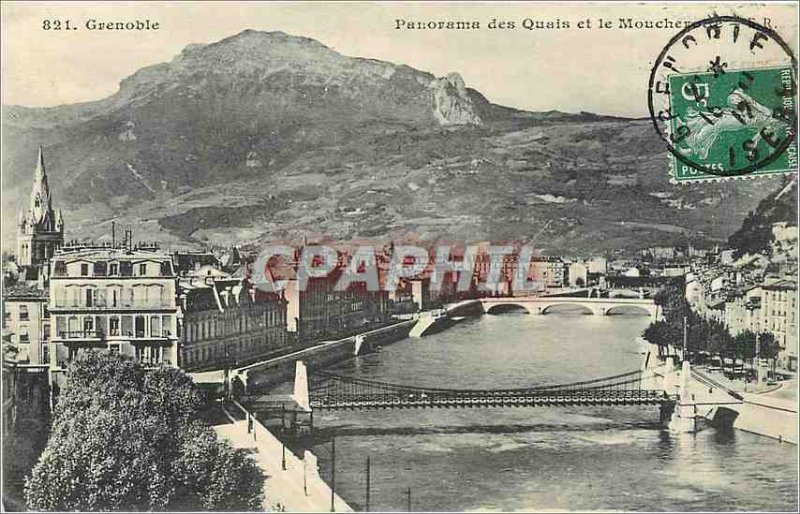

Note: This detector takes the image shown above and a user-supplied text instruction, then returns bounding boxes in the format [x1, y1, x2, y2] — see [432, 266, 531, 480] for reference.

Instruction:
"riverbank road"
[211, 407, 353, 512]
[690, 368, 797, 444]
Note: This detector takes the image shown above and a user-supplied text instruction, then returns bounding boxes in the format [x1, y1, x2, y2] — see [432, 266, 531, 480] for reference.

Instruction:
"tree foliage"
[645, 285, 759, 364]
[727, 180, 797, 258]
[733, 331, 757, 361]
[728, 211, 775, 258]
[25, 352, 263, 511]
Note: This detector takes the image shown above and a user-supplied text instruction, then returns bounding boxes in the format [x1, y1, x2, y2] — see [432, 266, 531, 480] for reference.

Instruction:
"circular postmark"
[648, 15, 798, 178]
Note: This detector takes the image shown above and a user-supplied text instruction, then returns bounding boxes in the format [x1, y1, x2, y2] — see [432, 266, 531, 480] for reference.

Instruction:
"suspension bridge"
[242, 358, 709, 433]
[291, 364, 675, 411]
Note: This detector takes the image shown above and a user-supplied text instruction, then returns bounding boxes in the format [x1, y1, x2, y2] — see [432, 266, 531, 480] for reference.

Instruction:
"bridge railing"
[308, 369, 669, 401]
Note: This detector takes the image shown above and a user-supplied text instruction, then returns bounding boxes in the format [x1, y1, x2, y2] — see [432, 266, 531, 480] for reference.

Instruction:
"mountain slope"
[2, 30, 782, 255]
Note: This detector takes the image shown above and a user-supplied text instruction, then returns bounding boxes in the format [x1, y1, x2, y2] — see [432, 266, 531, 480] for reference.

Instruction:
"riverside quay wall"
[235, 319, 416, 393]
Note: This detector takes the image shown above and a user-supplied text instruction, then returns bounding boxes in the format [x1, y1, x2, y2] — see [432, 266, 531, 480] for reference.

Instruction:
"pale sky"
[1, 1, 797, 117]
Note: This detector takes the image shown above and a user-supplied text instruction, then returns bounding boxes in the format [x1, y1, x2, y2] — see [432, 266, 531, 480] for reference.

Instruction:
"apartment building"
[48, 247, 179, 385]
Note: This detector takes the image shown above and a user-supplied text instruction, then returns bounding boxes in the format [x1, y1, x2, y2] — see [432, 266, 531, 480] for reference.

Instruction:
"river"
[298, 311, 798, 511]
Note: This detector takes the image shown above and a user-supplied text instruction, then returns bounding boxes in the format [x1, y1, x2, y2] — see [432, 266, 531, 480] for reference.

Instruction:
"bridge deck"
[310, 389, 671, 410]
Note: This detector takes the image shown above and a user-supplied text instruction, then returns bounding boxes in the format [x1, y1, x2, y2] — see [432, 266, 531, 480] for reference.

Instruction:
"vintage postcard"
[1, 1, 798, 512]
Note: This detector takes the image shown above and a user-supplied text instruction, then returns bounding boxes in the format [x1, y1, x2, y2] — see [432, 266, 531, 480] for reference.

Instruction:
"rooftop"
[2, 283, 48, 300]
[53, 247, 172, 261]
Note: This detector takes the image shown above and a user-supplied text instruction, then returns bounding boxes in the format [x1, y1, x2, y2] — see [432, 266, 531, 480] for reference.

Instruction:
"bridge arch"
[710, 406, 740, 432]
[605, 305, 654, 316]
[485, 303, 531, 315]
[540, 303, 594, 315]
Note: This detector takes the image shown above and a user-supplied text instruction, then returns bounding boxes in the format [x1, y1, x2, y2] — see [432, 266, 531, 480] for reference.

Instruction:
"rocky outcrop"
[431, 73, 482, 125]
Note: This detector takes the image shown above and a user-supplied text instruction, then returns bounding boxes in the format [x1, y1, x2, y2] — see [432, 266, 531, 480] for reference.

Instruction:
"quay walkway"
[211, 401, 353, 512]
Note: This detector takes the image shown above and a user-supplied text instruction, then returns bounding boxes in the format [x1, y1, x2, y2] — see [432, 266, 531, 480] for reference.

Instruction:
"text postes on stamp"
[648, 15, 798, 182]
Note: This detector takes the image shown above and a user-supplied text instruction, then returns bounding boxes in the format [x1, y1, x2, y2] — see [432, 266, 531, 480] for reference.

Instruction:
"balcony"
[56, 329, 105, 341]
[57, 329, 173, 342]
[107, 330, 173, 340]
[51, 299, 176, 311]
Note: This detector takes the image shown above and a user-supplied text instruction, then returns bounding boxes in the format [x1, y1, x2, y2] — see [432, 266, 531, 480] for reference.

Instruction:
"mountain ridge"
[1, 30, 779, 255]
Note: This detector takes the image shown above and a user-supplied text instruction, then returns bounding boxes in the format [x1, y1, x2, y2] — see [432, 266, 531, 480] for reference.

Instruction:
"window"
[83, 317, 94, 334]
[85, 289, 95, 307]
[93, 261, 107, 276]
[150, 316, 161, 338]
[109, 317, 120, 336]
[139, 263, 148, 276]
[80, 263, 89, 276]
[110, 289, 119, 307]
[135, 316, 146, 338]
[160, 261, 172, 276]
[18, 305, 29, 321]
[55, 316, 66, 338]
[18, 329, 29, 343]
[121, 316, 133, 337]
[109, 263, 119, 276]
[43, 305, 50, 319]
[120, 262, 133, 277]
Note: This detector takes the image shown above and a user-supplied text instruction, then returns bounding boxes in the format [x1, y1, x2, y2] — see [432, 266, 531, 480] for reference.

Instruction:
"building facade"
[48, 247, 179, 385]
[285, 271, 389, 343]
[567, 262, 588, 287]
[178, 278, 289, 371]
[761, 280, 797, 371]
[530, 257, 566, 289]
[724, 286, 764, 336]
[2, 285, 49, 365]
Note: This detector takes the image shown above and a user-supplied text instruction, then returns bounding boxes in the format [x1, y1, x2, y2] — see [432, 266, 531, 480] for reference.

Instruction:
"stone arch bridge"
[474, 296, 660, 319]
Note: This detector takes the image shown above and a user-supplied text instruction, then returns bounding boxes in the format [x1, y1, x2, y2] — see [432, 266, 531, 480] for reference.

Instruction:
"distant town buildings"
[284, 267, 389, 343]
[690, 229, 799, 372]
[530, 256, 566, 289]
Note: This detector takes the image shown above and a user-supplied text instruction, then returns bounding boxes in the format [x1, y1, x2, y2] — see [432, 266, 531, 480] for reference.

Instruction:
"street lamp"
[330, 436, 336, 512]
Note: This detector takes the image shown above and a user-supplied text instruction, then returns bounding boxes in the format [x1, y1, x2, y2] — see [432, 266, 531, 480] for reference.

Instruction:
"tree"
[733, 331, 757, 370]
[707, 320, 732, 362]
[25, 352, 263, 511]
[653, 285, 691, 324]
[728, 211, 775, 258]
[758, 332, 781, 379]
[643, 320, 682, 358]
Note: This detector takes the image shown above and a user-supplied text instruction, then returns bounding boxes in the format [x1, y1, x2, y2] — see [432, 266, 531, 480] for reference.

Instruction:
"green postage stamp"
[648, 16, 798, 183]
[668, 66, 798, 182]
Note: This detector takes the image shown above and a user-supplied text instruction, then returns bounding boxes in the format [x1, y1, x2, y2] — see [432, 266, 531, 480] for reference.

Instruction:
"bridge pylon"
[354, 335, 365, 356]
[293, 360, 312, 412]
[667, 360, 697, 433]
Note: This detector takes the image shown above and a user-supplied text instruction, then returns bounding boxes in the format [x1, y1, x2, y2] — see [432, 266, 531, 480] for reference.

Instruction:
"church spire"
[34, 145, 46, 182]
[29, 145, 53, 224]
[17, 145, 64, 269]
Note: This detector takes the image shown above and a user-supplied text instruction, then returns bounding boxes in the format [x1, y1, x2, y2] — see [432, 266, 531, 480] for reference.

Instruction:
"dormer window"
[94, 261, 107, 277]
